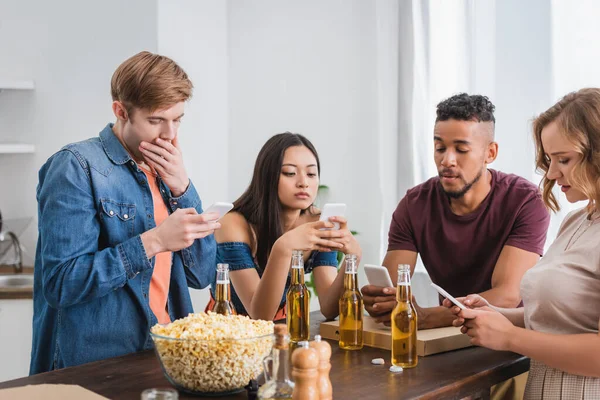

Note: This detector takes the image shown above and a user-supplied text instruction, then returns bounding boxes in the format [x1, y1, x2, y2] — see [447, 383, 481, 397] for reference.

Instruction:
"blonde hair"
[111, 51, 193, 113]
[533, 88, 600, 215]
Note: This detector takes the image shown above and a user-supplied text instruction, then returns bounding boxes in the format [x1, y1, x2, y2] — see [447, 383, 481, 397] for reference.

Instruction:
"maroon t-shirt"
[388, 169, 550, 299]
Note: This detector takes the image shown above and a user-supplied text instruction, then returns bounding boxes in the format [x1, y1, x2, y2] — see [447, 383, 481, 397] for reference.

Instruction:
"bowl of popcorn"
[150, 312, 274, 396]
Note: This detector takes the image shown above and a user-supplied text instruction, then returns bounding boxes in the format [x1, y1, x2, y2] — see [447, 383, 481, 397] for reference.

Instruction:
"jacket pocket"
[100, 199, 136, 245]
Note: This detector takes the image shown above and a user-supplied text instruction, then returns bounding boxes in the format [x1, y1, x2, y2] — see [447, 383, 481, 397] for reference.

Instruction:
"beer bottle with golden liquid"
[391, 264, 418, 368]
[338, 254, 363, 350]
[286, 250, 310, 344]
[212, 263, 237, 316]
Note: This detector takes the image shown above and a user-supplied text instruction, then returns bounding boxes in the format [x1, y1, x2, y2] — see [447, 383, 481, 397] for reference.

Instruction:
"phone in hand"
[201, 202, 234, 222]
[430, 282, 467, 310]
[364, 264, 394, 288]
[318, 203, 346, 230]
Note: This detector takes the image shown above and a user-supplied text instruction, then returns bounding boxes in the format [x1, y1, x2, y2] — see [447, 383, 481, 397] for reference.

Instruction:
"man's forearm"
[491, 306, 525, 328]
[478, 286, 521, 308]
[419, 305, 456, 329]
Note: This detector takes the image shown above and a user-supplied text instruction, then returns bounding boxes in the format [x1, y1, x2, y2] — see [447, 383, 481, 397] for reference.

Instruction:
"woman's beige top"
[520, 206, 600, 399]
[522, 207, 600, 334]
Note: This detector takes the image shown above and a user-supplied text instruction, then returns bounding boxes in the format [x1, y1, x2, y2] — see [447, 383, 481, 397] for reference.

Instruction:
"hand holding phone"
[319, 203, 347, 230]
[430, 282, 466, 310]
[201, 202, 234, 222]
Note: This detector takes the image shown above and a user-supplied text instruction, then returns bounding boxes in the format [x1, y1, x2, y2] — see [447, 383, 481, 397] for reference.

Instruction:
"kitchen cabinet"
[0, 80, 36, 154]
[0, 299, 33, 381]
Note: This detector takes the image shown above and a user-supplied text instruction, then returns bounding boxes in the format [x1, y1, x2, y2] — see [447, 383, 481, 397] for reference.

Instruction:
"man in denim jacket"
[30, 52, 219, 374]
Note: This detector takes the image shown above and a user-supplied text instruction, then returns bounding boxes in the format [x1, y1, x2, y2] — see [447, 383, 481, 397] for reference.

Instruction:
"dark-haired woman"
[206, 133, 361, 320]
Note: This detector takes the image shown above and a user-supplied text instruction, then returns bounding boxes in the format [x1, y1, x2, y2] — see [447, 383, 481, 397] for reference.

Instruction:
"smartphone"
[430, 282, 467, 310]
[319, 203, 346, 230]
[201, 202, 234, 222]
[364, 264, 394, 288]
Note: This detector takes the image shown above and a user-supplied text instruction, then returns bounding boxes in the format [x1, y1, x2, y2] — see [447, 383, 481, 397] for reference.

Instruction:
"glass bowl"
[150, 328, 273, 396]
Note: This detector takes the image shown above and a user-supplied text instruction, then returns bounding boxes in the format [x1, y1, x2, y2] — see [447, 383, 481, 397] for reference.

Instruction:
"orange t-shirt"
[140, 166, 172, 324]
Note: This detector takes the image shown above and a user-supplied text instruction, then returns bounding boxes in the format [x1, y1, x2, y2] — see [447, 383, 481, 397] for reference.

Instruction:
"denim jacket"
[30, 123, 216, 374]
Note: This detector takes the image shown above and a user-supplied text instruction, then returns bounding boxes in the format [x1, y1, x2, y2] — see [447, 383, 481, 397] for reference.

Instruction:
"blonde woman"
[447, 88, 600, 399]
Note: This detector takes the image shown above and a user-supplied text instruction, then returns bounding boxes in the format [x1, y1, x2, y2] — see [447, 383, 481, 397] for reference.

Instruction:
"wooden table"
[0, 312, 529, 399]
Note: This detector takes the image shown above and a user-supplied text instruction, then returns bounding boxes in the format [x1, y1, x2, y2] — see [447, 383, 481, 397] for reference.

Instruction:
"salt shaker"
[310, 335, 332, 400]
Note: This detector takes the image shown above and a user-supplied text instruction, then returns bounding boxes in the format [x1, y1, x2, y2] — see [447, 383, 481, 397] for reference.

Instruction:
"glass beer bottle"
[212, 263, 237, 316]
[391, 264, 418, 368]
[338, 254, 363, 350]
[286, 250, 310, 344]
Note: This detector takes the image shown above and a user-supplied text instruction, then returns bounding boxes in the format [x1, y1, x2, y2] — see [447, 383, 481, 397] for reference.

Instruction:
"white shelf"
[0, 144, 35, 154]
[0, 80, 35, 90]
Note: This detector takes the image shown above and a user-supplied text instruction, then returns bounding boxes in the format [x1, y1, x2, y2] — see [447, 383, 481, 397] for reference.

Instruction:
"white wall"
[493, 0, 561, 246]
[228, 0, 381, 293]
[157, 0, 229, 313]
[0, 0, 158, 266]
[0, 0, 158, 381]
[157, 0, 229, 206]
[155, 0, 383, 310]
[549, 0, 600, 229]
[157, 0, 390, 311]
[492, 0, 553, 182]
[551, 0, 600, 97]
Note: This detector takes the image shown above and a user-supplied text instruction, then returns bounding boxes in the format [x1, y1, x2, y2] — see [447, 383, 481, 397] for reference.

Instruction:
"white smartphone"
[319, 203, 347, 230]
[201, 202, 234, 222]
[430, 282, 467, 310]
[364, 264, 394, 288]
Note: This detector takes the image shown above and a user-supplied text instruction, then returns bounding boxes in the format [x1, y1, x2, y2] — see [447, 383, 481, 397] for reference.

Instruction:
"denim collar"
[99, 123, 134, 165]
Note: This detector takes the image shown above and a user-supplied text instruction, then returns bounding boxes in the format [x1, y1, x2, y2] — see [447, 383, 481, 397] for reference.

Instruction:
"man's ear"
[485, 141, 499, 164]
[112, 101, 129, 121]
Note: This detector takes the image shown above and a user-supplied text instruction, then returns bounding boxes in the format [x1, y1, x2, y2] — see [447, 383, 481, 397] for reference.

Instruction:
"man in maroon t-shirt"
[362, 93, 550, 330]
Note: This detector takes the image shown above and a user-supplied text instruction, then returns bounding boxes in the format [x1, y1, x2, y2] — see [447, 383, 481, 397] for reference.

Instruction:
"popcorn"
[151, 312, 274, 393]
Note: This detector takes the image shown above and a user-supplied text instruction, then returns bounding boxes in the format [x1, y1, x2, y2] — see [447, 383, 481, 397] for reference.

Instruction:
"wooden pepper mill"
[310, 335, 332, 400]
[291, 341, 319, 400]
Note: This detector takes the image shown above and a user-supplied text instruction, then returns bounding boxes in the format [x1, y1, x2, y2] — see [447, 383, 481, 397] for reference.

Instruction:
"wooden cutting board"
[319, 316, 472, 356]
[0, 384, 108, 400]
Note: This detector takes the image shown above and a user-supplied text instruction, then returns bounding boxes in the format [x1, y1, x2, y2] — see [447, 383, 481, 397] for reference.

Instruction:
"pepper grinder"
[291, 341, 319, 400]
[310, 335, 332, 400]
